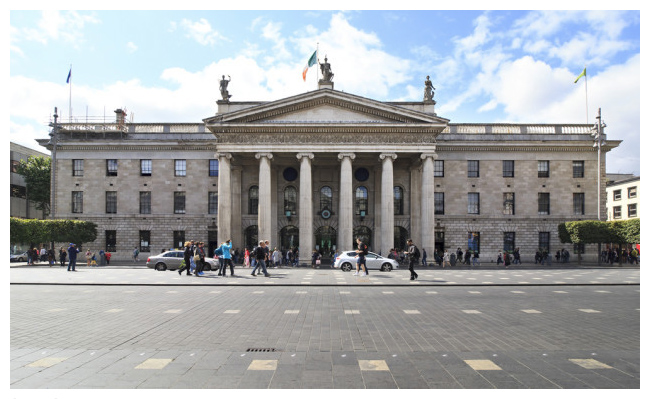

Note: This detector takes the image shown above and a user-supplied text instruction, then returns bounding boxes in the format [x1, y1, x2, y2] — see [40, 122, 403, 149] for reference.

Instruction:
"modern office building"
[37, 71, 620, 262]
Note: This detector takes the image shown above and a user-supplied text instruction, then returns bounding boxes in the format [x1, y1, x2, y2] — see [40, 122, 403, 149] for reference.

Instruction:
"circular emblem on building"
[354, 167, 369, 182]
[283, 167, 298, 182]
[321, 209, 331, 219]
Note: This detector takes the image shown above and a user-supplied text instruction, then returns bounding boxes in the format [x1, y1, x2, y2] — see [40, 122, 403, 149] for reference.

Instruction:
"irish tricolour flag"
[302, 50, 317, 81]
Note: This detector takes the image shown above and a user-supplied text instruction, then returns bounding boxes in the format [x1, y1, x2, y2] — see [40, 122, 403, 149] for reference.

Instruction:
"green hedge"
[558, 218, 640, 245]
[10, 217, 97, 246]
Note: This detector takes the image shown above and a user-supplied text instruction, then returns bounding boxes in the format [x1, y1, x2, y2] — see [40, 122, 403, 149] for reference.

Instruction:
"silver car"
[146, 250, 219, 271]
[333, 251, 399, 272]
[10, 251, 28, 262]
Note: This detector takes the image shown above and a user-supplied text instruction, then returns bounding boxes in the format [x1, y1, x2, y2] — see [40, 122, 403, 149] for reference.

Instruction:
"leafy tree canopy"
[16, 156, 51, 217]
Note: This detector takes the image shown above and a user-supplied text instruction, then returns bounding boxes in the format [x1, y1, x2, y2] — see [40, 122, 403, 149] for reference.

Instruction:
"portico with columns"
[204, 87, 447, 258]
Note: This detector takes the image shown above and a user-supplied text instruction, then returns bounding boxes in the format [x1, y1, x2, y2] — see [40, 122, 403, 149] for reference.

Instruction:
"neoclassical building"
[38, 74, 619, 262]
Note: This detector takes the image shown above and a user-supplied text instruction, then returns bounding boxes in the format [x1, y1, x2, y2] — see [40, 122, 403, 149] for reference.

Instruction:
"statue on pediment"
[320, 57, 334, 82]
[424, 75, 435, 102]
[220, 75, 232, 101]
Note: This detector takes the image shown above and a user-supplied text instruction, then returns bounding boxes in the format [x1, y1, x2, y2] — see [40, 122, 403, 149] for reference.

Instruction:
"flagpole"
[584, 65, 588, 123]
[69, 64, 72, 123]
[316, 43, 319, 84]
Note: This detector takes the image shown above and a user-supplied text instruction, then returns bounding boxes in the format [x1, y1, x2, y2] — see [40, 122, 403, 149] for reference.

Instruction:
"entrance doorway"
[244, 225, 258, 251]
[315, 226, 337, 259]
[280, 225, 299, 251]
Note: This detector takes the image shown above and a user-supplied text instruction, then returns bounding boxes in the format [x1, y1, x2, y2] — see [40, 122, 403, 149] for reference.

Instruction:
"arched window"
[248, 186, 259, 215]
[284, 186, 297, 215]
[320, 186, 332, 211]
[394, 186, 404, 215]
[355, 186, 368, 216]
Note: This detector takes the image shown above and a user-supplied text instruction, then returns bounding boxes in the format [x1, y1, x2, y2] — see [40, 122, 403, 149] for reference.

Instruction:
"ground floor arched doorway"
[394, 226, 409, 252]
[315, 226, 337, 259]
[244, 225, 258, 251]
[280, 225, 299, 251]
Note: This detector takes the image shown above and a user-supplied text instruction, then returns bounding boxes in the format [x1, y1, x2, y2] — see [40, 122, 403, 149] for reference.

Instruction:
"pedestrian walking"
[244, 248, 250, 268]
[354, 237, 369, 276]
[250, 241, 270, 277]
[67, 243, 79, 271]
[421, 248, 428, 266]
[85, 249, 92, 266]
[59, 247, 67, 267]
[133, 247, 140, 262]
[442, 250, 450, 268]
[178, 241, 193, 276]
[194, 242, 207, 276]
[218, 239, 235, 277]
[405, 239, 420, 280]
[472, 250, 480, 266]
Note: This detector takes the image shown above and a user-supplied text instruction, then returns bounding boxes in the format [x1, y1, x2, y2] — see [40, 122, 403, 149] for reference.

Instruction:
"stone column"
[337, 153, 355, 251]
[255, 153, 273, 243]
[420, 153, 437, 253]
[380, 153, 397, 254]
[216, 152, 232, 244]
[297, 153, 314, 256]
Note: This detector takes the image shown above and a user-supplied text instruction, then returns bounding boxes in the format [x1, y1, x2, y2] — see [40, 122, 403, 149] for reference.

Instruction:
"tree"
[558, 219, 640, 264]
[10, 218, 97, 248]
[16, 156, 51, 217]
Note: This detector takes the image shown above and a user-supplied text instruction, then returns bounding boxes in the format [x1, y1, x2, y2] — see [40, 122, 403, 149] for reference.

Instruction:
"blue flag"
[66, 68, 71, 84]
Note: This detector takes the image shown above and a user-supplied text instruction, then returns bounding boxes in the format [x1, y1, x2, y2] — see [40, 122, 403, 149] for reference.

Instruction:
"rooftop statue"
[220, 75, 232, 101]
[424, 75, 435, 101]
[320, 56, 334, 82]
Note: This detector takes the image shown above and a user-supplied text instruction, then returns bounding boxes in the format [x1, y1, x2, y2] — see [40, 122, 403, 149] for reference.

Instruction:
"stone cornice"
[436, 145, 617, 152]
[42, 144, 218, 152]
[216, 132, 437, 145]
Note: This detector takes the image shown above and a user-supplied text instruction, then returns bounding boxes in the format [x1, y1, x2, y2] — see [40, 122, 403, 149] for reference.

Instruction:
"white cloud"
[126, 42, 138, 53]
[180, 18, 227, 46]
[12, 11, 99, 51]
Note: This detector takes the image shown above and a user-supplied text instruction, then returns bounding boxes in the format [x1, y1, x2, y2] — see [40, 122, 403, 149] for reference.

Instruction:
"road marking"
[27, 357, 68, 368]
[248, 359, 278, 371]
[403, 310, 420, 314]
[468, 291, 481, 294]
[382, 291, 394, 294]
[284, 310, 300, 314]
[135, 358, 172, 369]
[166, 291, 178, 294]
[578, 309, 601, 313]
[105, 309, 124, 313]
[164, 309, 182, 313]
[209, 291, 221, 294]
[339, 291, 350, 295]
[465, 359, 502, 371]
[47, 308, 66, 312]
[344, 310, 360, 314]
[521, 309, 542, 314]
[224, 310, 240, 314]
[553, 291, 568, 293]
[425, 291, 438, 294]
[359, 360, 389, 371]
[595, 290, 611, 293]
[253, 291, 264, 294]
[569, 359, 612, 369]
[511, 291, 526, 294]
[295, 291, 307, 294]
[462, 310, 482, 314]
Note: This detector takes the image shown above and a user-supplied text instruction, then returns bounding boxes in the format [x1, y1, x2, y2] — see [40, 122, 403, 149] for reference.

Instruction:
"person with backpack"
[218, 239, 235, 277]
[405, 239, 419, 280]
[250, 241, 270, 277]
[354, 237, 370, 276]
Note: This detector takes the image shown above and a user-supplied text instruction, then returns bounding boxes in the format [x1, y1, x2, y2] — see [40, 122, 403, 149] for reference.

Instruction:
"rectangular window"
[503, 192, 515, 215]
[139, 230, 150, 253]
[174, 191, 186, 214]
[538, 232, 550, 253]
[468, 192, 480, 214]
[72, 159, 84, 176]
[105, 230, 116, 252]
[140, 159, 152, 176]
[105, 191, 117, 214]
[209, 159, 219, 177]
[502, 160, 514, 178]
[11, 160, 20, 173]
[573, 161, 584, 178]
[538, 193, 550, 215]
[173, 231, 185, 250]
[10, 184, 26, 199]
[613, 206, 622, 219]
[628, 186, 637, 198]
[467, 232, 480, 253]
[503, 232, 515, 253]
[71, 191, 83, 213]
[627, 204, 637, 218]
[139, 192, 151, 214]
[434, 192, 445, 215]
[175, 159, 186, 177]
[613, 189, 622, 201]
[468, 160, 479, 178]
[434, 160, 444, 177]
[106, 159, 118, 176]
[538, 160, 549, 178]
[208, 192, 218, 214]
[573, 193, 585, 215]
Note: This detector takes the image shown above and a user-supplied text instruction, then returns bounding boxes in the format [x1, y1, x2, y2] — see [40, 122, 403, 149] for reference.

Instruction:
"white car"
[146, 250, 220, 271]
[333, 251, 399, 272]
[10, 251, 28, 262]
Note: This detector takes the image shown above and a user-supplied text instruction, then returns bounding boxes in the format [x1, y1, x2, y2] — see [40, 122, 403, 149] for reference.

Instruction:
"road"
[10, 266, 640, 389]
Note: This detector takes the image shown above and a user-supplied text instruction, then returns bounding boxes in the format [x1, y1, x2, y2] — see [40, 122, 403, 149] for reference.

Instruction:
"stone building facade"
[38, 78, 620, 262]
[606, 174, 640, 221]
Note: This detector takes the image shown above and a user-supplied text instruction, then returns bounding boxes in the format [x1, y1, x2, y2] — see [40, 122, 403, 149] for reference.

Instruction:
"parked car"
[146, 250, 219, 271]
[10, 251, 28, 262]
[333, 251, 399, 272]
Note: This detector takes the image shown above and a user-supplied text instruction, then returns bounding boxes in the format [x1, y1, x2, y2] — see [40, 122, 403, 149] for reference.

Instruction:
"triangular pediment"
[204, 89, 449, 126]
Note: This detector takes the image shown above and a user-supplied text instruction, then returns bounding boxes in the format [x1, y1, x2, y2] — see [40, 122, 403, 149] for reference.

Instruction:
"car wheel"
[381, 263, 392, 272]
[18, 257, 24, 262]
[341, 262, 352, 272]
[155, 262, 167, 271]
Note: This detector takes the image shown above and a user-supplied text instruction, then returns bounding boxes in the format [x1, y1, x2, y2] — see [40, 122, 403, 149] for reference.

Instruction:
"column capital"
[255, 152, 274, 160]
[420, 152, 438, 161]
[215, 152, 232, 160]
[337, 152, 356, 161]
[296, 152, 314, 161]
[379, 153, 398, 161]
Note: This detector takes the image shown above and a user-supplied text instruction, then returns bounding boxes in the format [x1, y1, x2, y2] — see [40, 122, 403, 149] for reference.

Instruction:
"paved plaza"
[10, 265, 640, 389]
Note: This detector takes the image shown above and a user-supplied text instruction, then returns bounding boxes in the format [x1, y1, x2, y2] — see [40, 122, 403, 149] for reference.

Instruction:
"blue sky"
[8, 7, 642, 174]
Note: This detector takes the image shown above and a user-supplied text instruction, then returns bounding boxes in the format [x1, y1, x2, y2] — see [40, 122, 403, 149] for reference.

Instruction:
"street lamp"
[590, 107, 606, 264]
[48, 107, 59, 220]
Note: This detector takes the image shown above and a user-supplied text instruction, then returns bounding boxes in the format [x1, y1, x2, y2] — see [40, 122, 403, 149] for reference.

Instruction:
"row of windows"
[612, 186, 637, 200]
[434, 192, 585, 216]
[433, 160, 586, 178]
[72, 159, 220, 177]
[464, 231, 551, 254]
[71, 189, 587, 217]
[612, 204, 637, 219]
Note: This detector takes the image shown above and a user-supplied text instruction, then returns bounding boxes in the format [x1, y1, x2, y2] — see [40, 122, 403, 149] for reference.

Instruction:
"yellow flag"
[574, 68, 586, 83]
